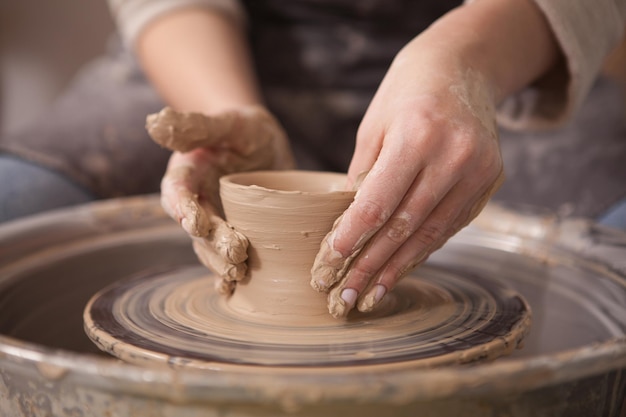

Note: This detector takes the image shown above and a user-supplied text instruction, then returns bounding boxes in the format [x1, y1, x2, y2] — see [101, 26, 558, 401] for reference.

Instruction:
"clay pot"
[219, 170, 355, 322]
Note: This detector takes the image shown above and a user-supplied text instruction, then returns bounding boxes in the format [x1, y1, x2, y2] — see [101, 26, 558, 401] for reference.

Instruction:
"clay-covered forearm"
[135, 6, 261, 114]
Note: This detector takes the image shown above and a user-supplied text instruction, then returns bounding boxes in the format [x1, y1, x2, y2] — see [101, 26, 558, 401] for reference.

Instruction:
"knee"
[0, 154, 95, 223]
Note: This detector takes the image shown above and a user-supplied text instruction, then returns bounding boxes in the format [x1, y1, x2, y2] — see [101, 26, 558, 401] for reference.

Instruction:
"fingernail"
[181, 211, 206, 236]
[310, 277, 327, 292]
[372, 284, 386, 303]
[180, 216, 194, 235]
[329, 287, 358, 318]
[358, 284, 387, 312]
[341, 288, 358, 309]
[310, 261, 332, 291]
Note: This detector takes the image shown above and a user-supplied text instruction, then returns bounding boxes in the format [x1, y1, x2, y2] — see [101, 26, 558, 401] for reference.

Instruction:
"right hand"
[309, 38, 504, 318]
[146, 106, 295, 293]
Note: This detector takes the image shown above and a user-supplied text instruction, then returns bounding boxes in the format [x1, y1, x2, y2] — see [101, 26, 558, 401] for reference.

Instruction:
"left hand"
[310, 38, 505, 318]
[147, 106, 295, 293]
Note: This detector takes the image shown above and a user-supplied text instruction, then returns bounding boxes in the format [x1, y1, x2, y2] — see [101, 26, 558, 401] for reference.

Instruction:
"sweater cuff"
[497, 0, 626, 130]
[108, 0, 246, 48]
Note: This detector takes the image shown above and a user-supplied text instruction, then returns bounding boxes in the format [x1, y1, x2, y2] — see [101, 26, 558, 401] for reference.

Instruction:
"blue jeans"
[598, 197, 626, 229]
[0, 154, 94, 223]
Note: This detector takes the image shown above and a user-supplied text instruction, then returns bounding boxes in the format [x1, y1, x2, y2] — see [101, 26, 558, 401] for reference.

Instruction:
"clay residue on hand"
[145, 106, 297, 294]
[448, 67, 499, 142]
[146, 107, 236, 153]
[146, 106, 296, 172]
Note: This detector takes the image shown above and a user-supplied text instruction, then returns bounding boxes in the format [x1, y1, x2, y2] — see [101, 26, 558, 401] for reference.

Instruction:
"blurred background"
[0, 0, 114, 137]
[2, 2, 625, 141]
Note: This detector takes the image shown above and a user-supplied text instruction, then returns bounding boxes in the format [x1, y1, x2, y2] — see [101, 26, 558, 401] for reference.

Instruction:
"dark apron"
[245, 0, 463, 172]
[1, 0, 624, 217]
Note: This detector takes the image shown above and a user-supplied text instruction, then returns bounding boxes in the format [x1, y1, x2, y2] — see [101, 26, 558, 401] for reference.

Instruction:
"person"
[1, 0, 626, 317]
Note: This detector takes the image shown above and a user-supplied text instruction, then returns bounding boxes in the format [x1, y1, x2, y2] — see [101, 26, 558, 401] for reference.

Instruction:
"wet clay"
[83, 263, 531, 371]
[219, 170, 355, 321]
[83, 171, 531, 372]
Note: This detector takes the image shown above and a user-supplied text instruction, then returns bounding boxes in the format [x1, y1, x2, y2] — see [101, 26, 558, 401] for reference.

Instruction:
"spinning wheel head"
[84, 264, 531, 371]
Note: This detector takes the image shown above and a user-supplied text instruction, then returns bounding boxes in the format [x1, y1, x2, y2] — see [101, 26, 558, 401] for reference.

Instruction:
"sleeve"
[495, 0, 626, 130]
[107, 0, 247, 48]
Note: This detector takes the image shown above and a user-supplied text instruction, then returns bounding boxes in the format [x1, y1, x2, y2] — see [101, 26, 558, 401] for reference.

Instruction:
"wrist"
[391, 34, 499, 111]
[410, 0, 560, 104]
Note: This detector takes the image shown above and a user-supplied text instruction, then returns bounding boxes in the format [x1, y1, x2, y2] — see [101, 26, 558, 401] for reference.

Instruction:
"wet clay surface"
[83, 264, 531, 370]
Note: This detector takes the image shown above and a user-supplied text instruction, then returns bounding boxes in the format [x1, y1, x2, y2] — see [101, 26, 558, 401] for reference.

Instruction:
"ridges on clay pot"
[219, 170, 355, 323]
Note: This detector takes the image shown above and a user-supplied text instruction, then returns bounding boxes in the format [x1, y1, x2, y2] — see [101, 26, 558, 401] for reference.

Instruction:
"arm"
[135, 7, 261, 113]
[500, 0, 626, 129]
[420, 0, 560, 105]
[133, 7, 294, 292]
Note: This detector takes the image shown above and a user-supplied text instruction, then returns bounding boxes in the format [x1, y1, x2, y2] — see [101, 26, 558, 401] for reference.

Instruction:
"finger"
[326, 278, 355, 319]
[161, 163, 210, 237]
[327, 168, 451, 318]
[333, 165, 456, 312]
[192, 238, 247, 283]
[189, 187, 249, 265]
[356, 169, 504, 313]
[162, 151, 250, 267]
[346, 123, 383, 190]
[161, 151, 222, 236]
[146, 107, 237, 153]
[310, 217, 364, 292]
[215, 278, 237, 296]
[310, 137, 424, 292]
[146, 107, 295, 172]
[230, 107, 296, 170]
[201, 209, 249, 265]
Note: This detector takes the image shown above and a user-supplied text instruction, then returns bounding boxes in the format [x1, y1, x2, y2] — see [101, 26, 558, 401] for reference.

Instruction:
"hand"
[147, 106, 295, 293]
[310, 40, 504, 318]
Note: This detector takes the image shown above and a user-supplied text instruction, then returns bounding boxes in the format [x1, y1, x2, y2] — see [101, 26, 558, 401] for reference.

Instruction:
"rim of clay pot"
[0, 196, 625, 407]
[220, 169, 354, 195]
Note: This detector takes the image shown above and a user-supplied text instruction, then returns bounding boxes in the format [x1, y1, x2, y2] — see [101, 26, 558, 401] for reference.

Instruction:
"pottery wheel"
[84, 264, 531, 370]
